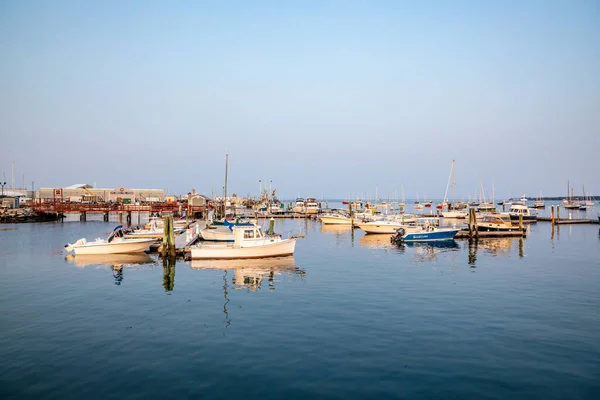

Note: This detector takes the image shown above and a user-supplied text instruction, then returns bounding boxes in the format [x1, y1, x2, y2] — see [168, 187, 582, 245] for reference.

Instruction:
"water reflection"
[401, 241, 460, 263]
[466, 237, 525, 269]
[358, 233, 394, 249]
[190, 256, 305, 292]
[65, 253, 156, 285]
[162, 258, 176, 292]
[320, 224, 355, 247]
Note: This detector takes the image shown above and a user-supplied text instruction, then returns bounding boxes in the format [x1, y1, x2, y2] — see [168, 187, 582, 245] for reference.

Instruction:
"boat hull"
[67, 239, 156, 255]
[190, 238, 296, 260]
[319, 216, 352, 225]
[402, 228, 459, 242]
[441, 211, 467, 218]
[509, 215, 537, 223]
[357, 223, 403, 234]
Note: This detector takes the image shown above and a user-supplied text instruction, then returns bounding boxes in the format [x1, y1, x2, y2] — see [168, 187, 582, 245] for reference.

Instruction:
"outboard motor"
[390, 227, 406, 245]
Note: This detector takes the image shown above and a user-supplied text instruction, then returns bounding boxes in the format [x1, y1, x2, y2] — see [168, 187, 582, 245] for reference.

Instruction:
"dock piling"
[551, 205, 555, 225]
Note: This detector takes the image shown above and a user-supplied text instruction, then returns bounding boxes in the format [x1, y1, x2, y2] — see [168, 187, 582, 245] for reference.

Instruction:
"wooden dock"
[538, 217, 598, 225]
[455, 230, 526, 239]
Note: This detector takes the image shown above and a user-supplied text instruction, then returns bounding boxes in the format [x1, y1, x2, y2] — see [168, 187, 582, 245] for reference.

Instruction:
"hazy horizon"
[1, 1, 598, 199]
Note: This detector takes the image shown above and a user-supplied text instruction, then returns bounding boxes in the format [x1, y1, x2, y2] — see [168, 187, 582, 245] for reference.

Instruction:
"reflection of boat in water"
[65, 253, 156, 286]
[402, 241, 460, 250]
[320, 224, 354, 234]
[65, 253, 155, 268]
[403, 240, 460, 263]
[358, 233, 395, 249]
[190, 256, 304, 291]
[472, 238, 516, 256]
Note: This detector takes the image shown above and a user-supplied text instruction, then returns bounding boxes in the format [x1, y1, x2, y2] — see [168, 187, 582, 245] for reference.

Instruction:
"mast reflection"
[190, 256, 304, 292]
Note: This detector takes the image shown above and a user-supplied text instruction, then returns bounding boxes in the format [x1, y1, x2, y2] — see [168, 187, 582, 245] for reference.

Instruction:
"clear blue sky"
[1, 0, 598, 199]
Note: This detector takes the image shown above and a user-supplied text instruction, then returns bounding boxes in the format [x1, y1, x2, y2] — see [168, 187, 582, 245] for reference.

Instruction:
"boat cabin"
[508, 204, 531, 216]
[481, 213, 513, 228]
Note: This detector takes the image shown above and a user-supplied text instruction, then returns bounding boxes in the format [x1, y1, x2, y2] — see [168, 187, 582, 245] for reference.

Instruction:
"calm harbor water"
[1, 202, 599, 399]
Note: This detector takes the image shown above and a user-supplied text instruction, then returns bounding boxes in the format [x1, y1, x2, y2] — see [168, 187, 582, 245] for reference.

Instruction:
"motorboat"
[356, 215, 417, 234]
[318, 211, 353, 225]
[64, 225, 156, 255]
[476, 213, 521, 232]
[390, 224, 460, 243]
[305, 198, 320, 214]
[292, 198, 306, 213]
[508, 204, 537, 222]
[189, 224, 301, 260]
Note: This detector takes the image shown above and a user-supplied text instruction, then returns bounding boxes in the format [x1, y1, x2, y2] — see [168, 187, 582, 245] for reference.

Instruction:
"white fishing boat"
[189, 224, 300, 260]
[64, 226, 156, 255]
[292, 198, 306, 213]
[305, 198, 320, 214]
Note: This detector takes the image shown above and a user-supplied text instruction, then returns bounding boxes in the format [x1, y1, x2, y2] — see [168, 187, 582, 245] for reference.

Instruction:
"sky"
[1, 0, 598, 200]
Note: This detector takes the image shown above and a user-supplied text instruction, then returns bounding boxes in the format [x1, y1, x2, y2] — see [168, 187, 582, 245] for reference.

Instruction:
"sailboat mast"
[224, 154, 228, 216]
[443, 160, 453, 203]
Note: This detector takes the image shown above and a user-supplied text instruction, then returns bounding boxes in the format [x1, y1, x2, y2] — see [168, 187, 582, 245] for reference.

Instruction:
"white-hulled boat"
[508, 204, 537, 222]
[305, 198, 320, 214]
[65, 226, 156, 255]
[356, 215, 417, 234]
[189, 225, 300, 260]
[292, 198, 306, 213]
[441, 210, 468, 218]
[318, 211, 353, 225]
[124, 220, 186, 239]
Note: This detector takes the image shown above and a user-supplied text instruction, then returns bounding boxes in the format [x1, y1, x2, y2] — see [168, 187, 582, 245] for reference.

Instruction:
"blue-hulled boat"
[391, 225, 460, 244]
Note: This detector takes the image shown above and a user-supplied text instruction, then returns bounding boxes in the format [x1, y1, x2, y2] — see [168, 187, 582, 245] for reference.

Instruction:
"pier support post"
[349, 203, 354, 228]
[551, 206, 555, 225]
[103, 212, 109, 222]
[119, 212, 123, 224]
[268, 217, 275, 236]
[161, 215, 176, 258]
[519, 214, 524, 233]
[80, 211, 86, 222]
[126, 211, 131, 226]
[557, 206, 560, 221]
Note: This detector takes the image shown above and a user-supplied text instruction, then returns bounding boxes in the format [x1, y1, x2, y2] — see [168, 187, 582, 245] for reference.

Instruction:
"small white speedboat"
[65, 225, 156, 255]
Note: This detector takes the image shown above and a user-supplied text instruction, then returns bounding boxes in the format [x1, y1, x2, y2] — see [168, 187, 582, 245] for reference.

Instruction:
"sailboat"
[562, 180, 579, 209]
[531, 191, 545, 208]
[477, 179, 496, 212]
[579, 185, 591, 210]
[441, 160, 467, 218]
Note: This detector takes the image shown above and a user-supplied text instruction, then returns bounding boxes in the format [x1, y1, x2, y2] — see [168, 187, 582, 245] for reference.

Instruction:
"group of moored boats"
[64, 215, 304, 260]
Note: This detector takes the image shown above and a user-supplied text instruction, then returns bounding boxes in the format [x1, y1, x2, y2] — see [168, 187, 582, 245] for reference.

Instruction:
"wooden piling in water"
[268, 217, 275, 235]
[557, 206, 560, 220]
[161, 215, 176, 258]
[349, 203, 354, 228]
[551, 205, 555, 225]
[519, 214, 523, 232]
